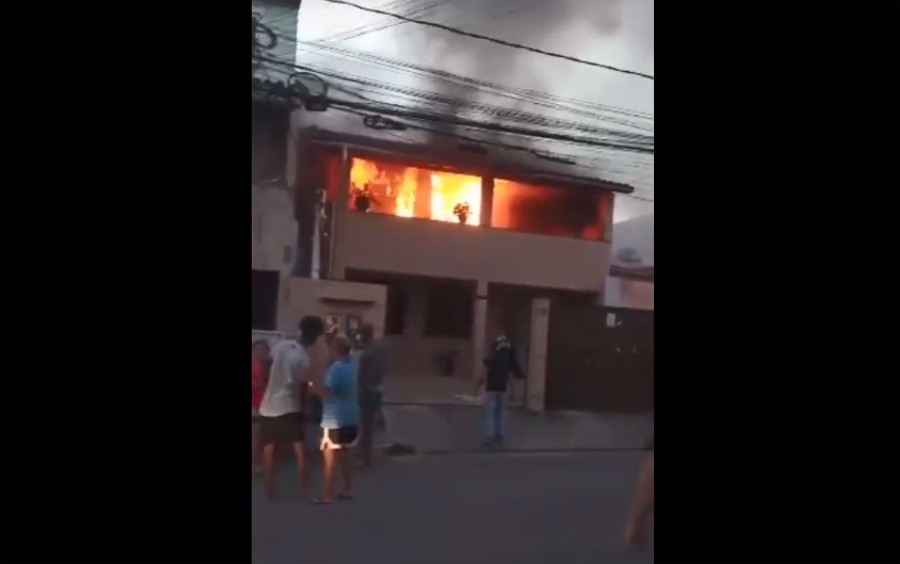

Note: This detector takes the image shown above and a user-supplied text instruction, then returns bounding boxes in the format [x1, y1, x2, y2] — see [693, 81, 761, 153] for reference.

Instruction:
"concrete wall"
[331, 209, 611, 292]
[277, 277, 386, 335]
[526, 298, 550, 412]
[381, 281, 472, 379]
[252, 184, 297, 274]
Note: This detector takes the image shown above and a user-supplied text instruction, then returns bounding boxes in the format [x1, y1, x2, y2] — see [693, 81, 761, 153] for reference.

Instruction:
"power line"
[270, 28, 654, 125]
[251, 80, 649, 155]
[252, 72, 654, 199]
[267, 58, 653, 145]
[294, 39, 655, 127]
[326, 0, 440, 43]
[253, 70, 652, 154]
[253, 42, 653, 195]
[321, 0, 654, 81]
[258, 51, 654, 145]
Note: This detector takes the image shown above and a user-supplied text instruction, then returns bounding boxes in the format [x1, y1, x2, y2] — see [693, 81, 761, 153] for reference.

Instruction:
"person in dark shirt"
[474, 335, 524, 447]
[356, 323, 386, 468]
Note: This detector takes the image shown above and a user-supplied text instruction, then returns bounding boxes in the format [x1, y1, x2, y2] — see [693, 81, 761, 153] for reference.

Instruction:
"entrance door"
[252, 270, 280, 330]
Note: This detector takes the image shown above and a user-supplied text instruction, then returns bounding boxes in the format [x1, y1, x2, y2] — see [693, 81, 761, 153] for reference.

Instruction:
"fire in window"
[348, 157, 482, 226]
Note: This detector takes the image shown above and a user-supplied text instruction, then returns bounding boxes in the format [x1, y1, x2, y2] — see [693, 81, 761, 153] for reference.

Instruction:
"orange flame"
[349, 158, 481, 225]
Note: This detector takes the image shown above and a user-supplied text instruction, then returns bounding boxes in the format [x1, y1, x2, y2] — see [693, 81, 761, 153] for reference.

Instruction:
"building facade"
[252, 109, 635, 409]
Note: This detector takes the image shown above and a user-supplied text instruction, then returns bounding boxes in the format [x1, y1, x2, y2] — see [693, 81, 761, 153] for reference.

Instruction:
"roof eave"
[302, 126, 635, 195]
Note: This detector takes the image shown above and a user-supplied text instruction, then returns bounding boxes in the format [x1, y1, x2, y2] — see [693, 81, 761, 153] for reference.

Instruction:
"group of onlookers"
[250, 316, 385, 504]
[250, 318, 653, 548]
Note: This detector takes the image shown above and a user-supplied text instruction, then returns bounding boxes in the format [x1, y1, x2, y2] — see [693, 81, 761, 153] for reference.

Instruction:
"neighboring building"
[532, 213, 653, 413]
[537, 212, 653, 413]
[252, 0, 303, 331]
[603, 213, 654, 311]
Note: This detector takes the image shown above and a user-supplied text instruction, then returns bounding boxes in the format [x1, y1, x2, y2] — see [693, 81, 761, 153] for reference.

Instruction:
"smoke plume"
[418, 0, 625, 145]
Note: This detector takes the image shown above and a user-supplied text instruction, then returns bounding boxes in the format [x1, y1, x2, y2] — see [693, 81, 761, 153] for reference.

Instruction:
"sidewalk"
[383, 375, 529, 407]
[383, 374, 482, 405]
[381, 403, 653, 453]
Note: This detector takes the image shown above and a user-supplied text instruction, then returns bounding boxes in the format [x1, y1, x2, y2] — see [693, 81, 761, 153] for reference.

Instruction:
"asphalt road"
[252, 450, 653, 564]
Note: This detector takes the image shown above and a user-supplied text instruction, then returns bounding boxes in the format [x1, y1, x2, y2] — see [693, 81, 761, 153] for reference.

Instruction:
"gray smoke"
[419, 0, 625, 145]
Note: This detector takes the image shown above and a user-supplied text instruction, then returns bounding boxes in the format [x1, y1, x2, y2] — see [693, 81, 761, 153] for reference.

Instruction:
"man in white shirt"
[258, 316, 325, 501]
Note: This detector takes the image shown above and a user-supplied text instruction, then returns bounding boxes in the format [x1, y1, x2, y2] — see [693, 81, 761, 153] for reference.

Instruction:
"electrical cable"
[252, 29, 654, 200]
[258, 54, 654, 146]
[294, 39, 654, 127]
[252, 77, 653, 200]
[269, 28, 654, 127]
[321, 0, 654, 80]
[327, 0, 442, 43]
[252, 73, 652, 154]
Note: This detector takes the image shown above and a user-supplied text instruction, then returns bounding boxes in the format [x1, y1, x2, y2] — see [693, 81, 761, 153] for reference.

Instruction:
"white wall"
[612, 213, 654, 265]
[604, 276, 654, 310]
[604, 213, 654, 310]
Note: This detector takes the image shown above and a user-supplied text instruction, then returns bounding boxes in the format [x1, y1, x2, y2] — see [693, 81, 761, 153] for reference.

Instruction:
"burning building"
[252, 119, 634, 407]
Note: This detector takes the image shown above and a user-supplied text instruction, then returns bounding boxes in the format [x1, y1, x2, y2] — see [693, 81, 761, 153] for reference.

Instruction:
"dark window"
[385, 285, 407, 336]
[425, 281, 473, 338]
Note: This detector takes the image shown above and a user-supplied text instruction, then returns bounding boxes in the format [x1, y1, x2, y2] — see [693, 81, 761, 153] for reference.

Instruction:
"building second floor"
[297, 125, 633, 293]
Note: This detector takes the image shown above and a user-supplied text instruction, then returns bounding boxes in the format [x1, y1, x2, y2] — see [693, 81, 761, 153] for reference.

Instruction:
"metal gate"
[545, 305, 653, 413]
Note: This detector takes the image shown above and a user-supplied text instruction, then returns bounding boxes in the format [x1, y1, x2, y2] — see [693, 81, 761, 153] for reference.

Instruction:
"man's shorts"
[320, 426, 359, 450]
[258, 412, 305, 447]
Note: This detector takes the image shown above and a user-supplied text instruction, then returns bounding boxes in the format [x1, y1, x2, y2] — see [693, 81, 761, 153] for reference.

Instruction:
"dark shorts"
[258, 412, 305, 447]
[320, 426, 359, 450]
